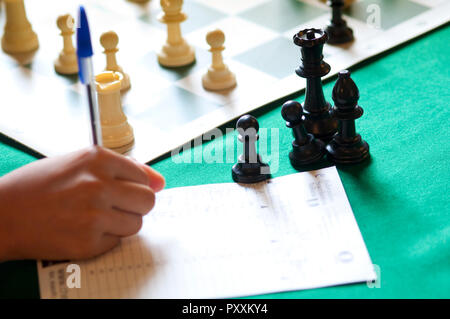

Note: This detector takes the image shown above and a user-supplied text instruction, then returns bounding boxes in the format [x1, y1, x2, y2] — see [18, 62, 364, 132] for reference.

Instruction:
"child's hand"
[0, 146, 165, 261]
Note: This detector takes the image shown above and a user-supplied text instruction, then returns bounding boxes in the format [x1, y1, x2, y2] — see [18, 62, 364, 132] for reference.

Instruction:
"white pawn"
[54, 14, 78, 75]
[100, 31, 131, 91]
[157, 0, 195, 67]
[202, 29, 236, 91]
[95, 71, 134, 153]
[1, 0, 39, 54]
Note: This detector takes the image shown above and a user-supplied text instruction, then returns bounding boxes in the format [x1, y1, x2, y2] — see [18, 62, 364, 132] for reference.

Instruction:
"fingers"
[95, 235, 121, 256]
[106, 180, 155, 215]
[125, 155, 165, 192]
[96, 147, 150, 186]
[79, 147, 162, 242]
[140, 164, 166, 192]
[100, 180, 155, 237]
[72, 234, 121, 260]
[92, 147, 165, 192]
[102, 209, 144, 237]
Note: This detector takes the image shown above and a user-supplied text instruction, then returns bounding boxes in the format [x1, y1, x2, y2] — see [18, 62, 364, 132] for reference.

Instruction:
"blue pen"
[77, 6, 102, 146]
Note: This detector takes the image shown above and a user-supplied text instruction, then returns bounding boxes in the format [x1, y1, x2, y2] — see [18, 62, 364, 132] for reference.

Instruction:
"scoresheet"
[38, 167, 376, 299]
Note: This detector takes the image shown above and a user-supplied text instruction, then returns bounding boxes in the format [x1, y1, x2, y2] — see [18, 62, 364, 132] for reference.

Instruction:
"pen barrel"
[80, 58, 102, 146]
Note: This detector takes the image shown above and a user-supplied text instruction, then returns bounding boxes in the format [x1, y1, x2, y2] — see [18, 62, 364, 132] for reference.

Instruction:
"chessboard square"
[233, 37, 298, 79]
[410, 0, 447, 7]
[0, 59, 19, 78]
[185, 16, 278, 58]
[0, 67, 86, 130]
[239, 0, 327, 33]
[140, 1, 227, 34]
[120, 73, 172, 115]
[137, 47, 210, 82]
[344, 0, 430, 30]
[175, 59, 278, 106]
[126, 86, 222, 131]
[90, 0, 161, 19]
[283, 14, 383, 55]
[194, 0, 271, 15]
[24, 0, 80, 23]
[25, 31, 80, 80]
[69, 59, 174, 112]
[107, 20, 165, 55]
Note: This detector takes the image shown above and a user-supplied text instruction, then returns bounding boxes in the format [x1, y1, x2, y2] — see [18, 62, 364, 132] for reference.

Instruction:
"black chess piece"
[281, 100, 326, 168]
[232, 115, 271, 183]
[326, 70, 370, 164]
[293, 28, 338, 142]
[325, 0, 354, 45]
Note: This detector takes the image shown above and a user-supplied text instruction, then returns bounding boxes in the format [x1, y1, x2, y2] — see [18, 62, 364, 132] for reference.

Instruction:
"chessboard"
[0, 0, 448, 163]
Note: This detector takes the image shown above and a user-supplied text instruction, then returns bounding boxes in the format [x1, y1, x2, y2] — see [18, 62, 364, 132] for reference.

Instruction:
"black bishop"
[326, 70, 370, 164]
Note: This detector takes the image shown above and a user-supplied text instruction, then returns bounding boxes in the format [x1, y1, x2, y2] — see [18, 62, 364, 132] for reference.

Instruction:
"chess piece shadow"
[335, 156, 372, 173]
[127, 0, 152, 8]
[6, 50, 37, 65]
[332, 40, 355, 50]
[158, 53, 197, 75]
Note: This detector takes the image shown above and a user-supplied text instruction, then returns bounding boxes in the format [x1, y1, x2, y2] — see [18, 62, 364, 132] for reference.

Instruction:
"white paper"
[38, 167, 376, 299]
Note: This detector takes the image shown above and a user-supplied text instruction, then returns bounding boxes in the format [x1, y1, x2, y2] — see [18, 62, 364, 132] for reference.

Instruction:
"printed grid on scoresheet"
[38, 167, 377, 299]
[0, 0, 439, 162]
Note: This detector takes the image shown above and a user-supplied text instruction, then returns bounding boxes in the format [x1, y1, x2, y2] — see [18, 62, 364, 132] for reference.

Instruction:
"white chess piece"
[202, 29, 236, 91]
[157, 0, 195, 67]
[1, 0, 39, 54]
[54, 14, 78, 75]
[100, 31, 131, 92]
[95, 71, 134, 153]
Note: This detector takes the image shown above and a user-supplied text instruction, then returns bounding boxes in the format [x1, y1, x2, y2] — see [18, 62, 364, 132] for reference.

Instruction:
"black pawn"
[293, 28, 338, 141]
[281, 100, 326, 168]
[326, 70, 370, 164]
[232, 115, 271, 184]
[325, 0, 354, 45]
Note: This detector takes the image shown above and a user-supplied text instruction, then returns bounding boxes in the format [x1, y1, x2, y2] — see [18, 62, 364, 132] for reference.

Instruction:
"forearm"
[0, 227, 13, 262]
[0, 177, 21, 262]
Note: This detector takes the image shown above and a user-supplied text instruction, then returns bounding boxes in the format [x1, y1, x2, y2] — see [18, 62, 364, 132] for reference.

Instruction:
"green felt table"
[0, 25, 449, 299]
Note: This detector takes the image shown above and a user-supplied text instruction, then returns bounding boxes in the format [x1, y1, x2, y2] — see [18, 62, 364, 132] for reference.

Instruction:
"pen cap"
[77, 6, 93, 58]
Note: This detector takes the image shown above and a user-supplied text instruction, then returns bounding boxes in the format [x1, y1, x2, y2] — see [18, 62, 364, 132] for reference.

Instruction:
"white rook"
[95, 71, 134, 153]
